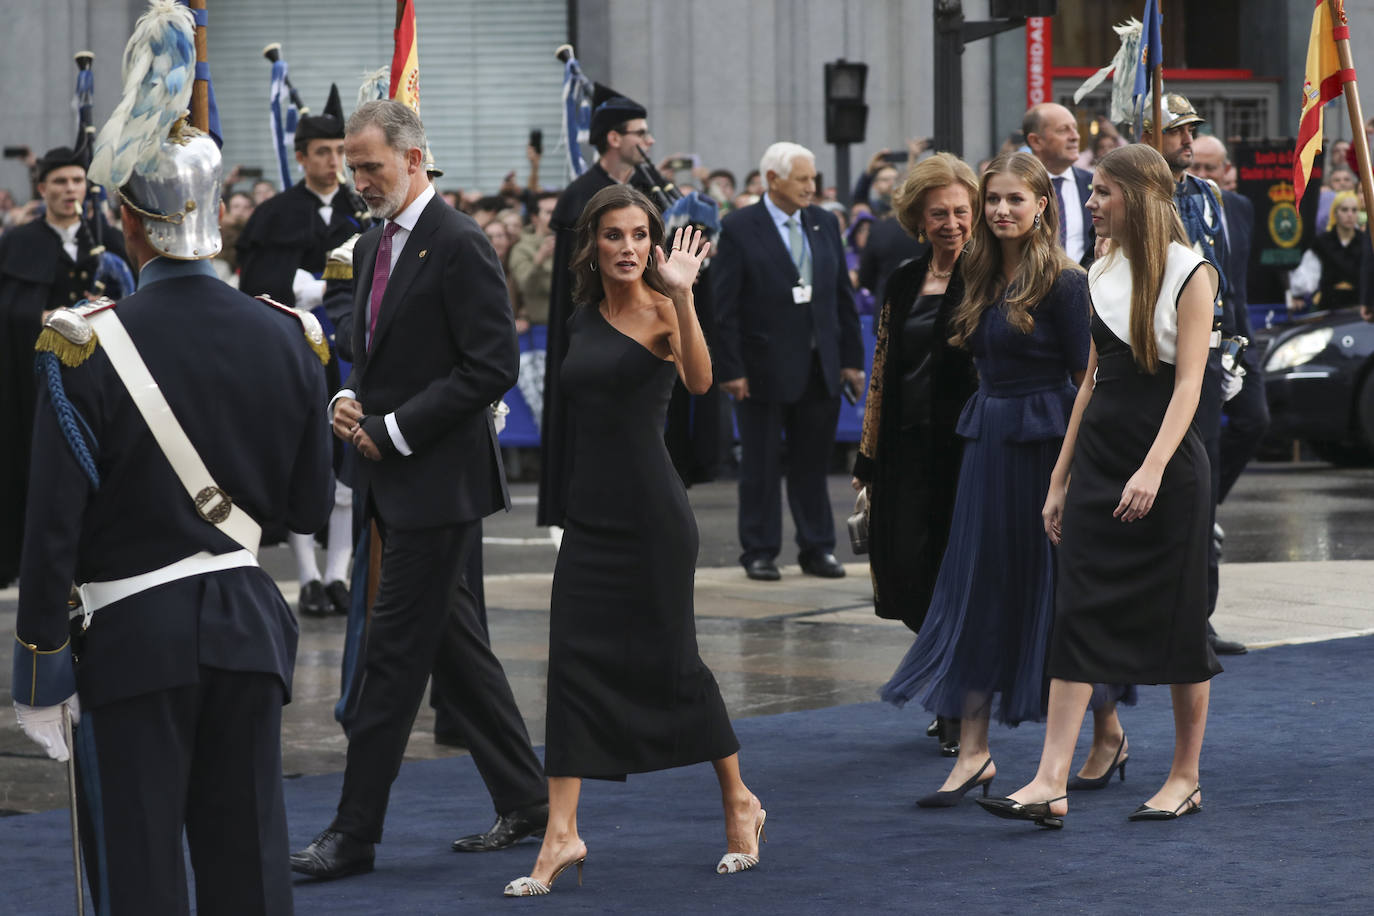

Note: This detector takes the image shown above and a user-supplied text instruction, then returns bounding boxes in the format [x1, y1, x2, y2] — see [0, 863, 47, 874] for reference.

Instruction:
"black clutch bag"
[848, 487, 869, 555]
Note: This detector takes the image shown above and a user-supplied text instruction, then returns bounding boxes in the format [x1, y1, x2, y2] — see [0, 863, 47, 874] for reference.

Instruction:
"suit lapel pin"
[418, 249, 428, 259]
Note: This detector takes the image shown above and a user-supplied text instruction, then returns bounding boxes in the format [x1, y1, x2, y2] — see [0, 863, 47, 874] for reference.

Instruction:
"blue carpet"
[2, 635, 1372, 915]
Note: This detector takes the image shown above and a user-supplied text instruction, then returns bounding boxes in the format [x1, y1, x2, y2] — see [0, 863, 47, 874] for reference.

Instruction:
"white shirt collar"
[763, 191, 801, 228]
[1049, 166, 1075, 182]
[45, 219, 80, 244]
[306, 185, 339, 207]
[388, 182, 435, 233]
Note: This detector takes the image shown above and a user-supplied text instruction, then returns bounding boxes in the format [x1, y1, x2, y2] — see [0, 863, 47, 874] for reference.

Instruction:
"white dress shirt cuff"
[384, 412, 413, 457]
[328, 389, 356, 418]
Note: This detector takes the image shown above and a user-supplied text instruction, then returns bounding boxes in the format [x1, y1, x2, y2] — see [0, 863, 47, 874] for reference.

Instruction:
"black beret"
[294, 113, 344, 150]
[589, 96, 648, 147]
[37, 147, 84, 181]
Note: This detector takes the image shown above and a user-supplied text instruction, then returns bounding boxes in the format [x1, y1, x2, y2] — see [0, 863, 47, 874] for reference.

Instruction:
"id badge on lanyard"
[792, 284, 813, 304]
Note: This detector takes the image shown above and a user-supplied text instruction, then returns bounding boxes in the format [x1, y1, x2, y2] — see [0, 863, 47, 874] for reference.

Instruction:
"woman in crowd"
[483, 218, 525, 321]
[879, 151, 1095, 806]
[853, 153, 979, 753]
[845, 210, 876, 315]
[980, 143, 1221, 830]
[1290, 189, 1365, 312]
[504, 186, 763, 897]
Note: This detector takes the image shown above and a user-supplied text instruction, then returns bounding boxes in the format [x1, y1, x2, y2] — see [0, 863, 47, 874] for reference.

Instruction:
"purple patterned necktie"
[367, 221, 401, 350]
[1052, 176, 1068, 248]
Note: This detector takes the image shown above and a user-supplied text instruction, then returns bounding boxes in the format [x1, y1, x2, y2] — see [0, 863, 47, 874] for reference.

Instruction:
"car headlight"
[1265, 327, 1333, 371]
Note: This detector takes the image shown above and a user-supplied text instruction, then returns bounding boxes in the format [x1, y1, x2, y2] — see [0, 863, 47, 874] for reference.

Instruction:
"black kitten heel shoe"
[976, 794, 1068, 829]
[1067, 733, 1129, 791]
[1128, 786, 1201, 821]
[916, 757, 994, 808]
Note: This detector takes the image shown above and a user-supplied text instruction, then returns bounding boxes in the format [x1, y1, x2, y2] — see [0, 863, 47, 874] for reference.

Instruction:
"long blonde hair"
[1093, 144, 1191, 373]
[949, 151, 1081, 348]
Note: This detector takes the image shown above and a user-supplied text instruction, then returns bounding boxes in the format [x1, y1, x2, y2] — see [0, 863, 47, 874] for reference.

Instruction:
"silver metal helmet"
[119, 123, 223, 260]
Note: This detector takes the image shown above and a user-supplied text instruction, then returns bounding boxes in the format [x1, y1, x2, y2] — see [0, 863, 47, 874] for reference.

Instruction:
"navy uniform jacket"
[14, 258, 333, 709]
[345, 195, 517, 530]
[0, 219, 130, 586]
[237, 181, 368, 305]
[711, 199, 863, 402]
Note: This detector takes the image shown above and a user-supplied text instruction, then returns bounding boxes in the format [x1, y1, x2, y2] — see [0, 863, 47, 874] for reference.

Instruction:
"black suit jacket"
[17, 263, 332, 707]
[1222, 190, 1255, 339]
[237, 181, 368, 305]
[344, 194, 517, 529]
[711, 200, 863, 402]
[1068, 165, 1096, 268]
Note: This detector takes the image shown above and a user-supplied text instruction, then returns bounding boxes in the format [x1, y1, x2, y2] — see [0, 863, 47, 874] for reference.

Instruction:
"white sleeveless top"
[1088, 242, 1215, 365]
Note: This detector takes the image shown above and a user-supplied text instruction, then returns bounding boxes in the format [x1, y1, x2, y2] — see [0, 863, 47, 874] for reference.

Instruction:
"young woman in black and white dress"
[980, 143, 1222, 829]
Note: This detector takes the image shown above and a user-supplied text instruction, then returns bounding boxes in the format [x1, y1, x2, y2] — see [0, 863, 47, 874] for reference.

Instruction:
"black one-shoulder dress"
[543, 305, 739, 779]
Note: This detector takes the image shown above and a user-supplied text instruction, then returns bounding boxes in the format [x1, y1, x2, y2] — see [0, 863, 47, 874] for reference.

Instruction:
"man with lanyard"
[536, 90, 654, 528]
[1142, 93, 1248, 656]
[238, 84, 369, 619]
[0, 147, 130, 587]
[11, 2, 333, 909]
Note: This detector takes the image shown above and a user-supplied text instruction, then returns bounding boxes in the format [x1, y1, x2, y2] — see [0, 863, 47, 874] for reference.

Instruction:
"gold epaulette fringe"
[306, 333, 330, 366]
[322, 261, 353, 281]
[35, 326, 97, 367]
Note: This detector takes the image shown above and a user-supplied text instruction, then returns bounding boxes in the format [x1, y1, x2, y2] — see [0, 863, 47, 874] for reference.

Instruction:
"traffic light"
[824, 59, 868, 145]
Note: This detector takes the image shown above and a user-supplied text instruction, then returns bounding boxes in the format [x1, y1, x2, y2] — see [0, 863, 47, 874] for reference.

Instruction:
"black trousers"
[1219, 361, 1270, 503]
[74, 669, 292, 916]
[331, 518, 546, 842]
[734, 354, 841, 564]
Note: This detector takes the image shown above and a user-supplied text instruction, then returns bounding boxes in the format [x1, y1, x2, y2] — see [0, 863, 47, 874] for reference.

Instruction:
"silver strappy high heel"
[716, 809, 767, 874]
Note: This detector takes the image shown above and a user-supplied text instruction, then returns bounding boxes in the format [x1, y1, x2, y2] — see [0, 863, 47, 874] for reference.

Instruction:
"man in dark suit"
[1190, 134, 1270, 508]
[1025, 102, 1095, 267]
[290, 100, 547, 879]
[712, 141, 864, 581]
[14, 121, 332, 912]
[238, 85, 370, 619]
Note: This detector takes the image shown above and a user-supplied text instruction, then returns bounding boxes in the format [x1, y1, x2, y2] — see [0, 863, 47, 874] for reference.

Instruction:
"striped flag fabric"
[1131, 0, 1163, 138]
[268, 57, 299, 191]
[561, 54, 594, 178]
[1295, 0, 1355, 203]
[389, 0, 420, 112]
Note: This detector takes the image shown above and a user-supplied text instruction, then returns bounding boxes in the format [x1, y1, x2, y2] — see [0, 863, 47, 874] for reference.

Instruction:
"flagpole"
[1328, 0, 1374, 219]
[1151, 64, 1163, 152]
[188, 0, 209, 132]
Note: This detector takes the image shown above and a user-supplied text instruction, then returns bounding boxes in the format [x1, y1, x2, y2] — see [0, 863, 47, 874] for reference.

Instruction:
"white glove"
[292, 269, 326, 311]
[1221, 365, 1245, 402]
[14, 694, 81, 762]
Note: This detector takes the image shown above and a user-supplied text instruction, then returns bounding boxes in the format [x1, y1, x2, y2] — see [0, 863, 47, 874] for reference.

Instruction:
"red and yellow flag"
[389, 0, 420, 112]
[1295, 0, 1355, 203]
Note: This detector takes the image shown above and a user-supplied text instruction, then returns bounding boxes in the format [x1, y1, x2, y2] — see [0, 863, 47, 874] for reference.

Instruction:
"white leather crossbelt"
[87, 309, 262, 554]
[77, 549, 259, 623]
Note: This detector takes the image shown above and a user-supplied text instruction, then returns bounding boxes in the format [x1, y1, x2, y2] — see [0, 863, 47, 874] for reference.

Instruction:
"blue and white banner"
[269, 58, 299, 191]
[560, 56, 594, 179]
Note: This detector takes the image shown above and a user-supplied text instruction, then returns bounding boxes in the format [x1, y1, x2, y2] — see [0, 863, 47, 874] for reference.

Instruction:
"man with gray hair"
[712, 141, 864, 581]
[290, 99, 548, 879]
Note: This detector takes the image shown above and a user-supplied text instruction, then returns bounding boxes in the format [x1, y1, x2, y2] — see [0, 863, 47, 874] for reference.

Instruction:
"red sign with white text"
[1026, 17, 1052, 108]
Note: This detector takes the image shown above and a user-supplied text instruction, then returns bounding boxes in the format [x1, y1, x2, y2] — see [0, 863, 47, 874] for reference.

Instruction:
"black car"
[1257, 306, 1374, 464]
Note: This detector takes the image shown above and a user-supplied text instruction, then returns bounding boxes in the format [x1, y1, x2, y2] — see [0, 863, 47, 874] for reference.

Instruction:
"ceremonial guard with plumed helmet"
[11, 2, 333, 911]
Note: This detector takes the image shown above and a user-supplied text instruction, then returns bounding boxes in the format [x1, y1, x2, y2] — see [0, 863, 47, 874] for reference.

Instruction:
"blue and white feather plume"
[87, 0, 196, 190]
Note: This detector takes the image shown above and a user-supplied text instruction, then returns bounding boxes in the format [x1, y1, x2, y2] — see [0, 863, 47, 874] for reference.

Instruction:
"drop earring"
[590, 260, 597, 272]
[1033, 212, 1041, 229]
[646, 253, 654, 268]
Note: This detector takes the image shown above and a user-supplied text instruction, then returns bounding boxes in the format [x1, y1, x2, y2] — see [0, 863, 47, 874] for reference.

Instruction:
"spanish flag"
[1295, 0, 1354, 203]
[389, 0, 420, 112]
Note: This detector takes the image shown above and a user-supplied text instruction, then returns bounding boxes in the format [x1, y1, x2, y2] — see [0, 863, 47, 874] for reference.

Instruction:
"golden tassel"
[306, 333, 331, 366]
[322, 261, 353, 281]
[35, 327, 97, 367]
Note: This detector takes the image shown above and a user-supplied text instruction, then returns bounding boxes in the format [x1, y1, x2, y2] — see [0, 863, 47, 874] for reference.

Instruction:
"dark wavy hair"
[569, 185, 672, 305]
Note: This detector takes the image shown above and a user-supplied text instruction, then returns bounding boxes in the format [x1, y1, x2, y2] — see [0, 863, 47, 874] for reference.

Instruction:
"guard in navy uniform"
[11, 5, 332, 913]
[1143, 93, 1248, 656]
[238, 85, 370, 618]
[0, 146, 130, 587]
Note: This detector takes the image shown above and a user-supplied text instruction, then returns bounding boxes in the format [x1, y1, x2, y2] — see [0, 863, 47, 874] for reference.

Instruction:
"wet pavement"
[3, 459, 1373, 816]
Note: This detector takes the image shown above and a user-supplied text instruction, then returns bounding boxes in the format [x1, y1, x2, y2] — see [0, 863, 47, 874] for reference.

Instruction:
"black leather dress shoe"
[325, 580, 351, 616]
[298, 580, 330, 618]
[744, 558, 781, 581]
[799, 552, 845, 578]
[1209, 634, 1248, 655]
[289, 829, 375, 879]
[451, 803, 549, 852]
